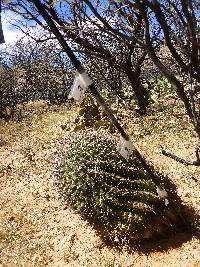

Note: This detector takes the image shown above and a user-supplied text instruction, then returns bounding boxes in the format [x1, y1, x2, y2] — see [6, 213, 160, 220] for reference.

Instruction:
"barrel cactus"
[53, 131, 188, 243]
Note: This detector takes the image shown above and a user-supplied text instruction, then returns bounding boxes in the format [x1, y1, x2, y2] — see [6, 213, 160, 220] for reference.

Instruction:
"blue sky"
[1, 1, 199, 46]
[1, 5, 44, 45]
[0, 0, 114, 45]
[1, 10, 23, 43]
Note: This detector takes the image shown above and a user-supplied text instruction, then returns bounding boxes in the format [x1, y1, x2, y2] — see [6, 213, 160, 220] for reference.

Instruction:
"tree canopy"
[2, 0, 200, 164]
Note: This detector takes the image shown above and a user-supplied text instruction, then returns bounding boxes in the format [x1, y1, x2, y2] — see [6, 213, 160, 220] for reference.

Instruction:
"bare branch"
[161, 147, 200, 166]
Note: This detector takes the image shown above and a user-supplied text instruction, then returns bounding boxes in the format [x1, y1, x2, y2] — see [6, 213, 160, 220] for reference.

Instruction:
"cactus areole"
[54, 132, 185, 243]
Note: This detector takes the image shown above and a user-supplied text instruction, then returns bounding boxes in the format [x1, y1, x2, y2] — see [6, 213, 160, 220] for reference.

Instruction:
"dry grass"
[0, 100, 199, 267]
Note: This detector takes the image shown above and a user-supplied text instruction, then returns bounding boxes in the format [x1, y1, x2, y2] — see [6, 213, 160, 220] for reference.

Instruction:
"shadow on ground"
[68, 202, 200, 254]
[136, 231, 199, 253]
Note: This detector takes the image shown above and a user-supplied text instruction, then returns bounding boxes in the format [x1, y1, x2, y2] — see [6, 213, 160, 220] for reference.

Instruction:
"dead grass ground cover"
[0, 100, 199, 267]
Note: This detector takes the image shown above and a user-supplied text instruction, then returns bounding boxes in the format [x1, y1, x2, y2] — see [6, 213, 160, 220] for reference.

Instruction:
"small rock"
[67, 233, 76, 243]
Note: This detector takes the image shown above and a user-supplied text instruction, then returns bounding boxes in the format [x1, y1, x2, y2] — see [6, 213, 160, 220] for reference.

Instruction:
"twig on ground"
[161, 146, 200, 166]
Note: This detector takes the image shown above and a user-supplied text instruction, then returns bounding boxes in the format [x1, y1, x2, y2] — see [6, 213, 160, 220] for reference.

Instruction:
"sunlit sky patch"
[1, 8, 48, 46]
[1, 10, 25, 44]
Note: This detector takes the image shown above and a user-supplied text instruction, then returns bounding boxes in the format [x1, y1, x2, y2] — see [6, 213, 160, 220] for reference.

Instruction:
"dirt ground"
[0, 101, 199, 267]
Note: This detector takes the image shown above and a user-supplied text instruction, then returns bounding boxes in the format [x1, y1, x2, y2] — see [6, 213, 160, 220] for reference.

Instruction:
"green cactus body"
[54, 132, 185, 242]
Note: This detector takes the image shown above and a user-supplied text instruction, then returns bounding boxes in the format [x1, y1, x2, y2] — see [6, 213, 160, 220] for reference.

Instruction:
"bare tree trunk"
[124, 64, 149, 115]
